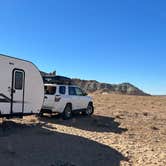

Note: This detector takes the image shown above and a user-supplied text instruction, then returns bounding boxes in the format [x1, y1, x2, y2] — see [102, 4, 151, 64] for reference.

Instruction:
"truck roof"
[44, 84, 79, 87]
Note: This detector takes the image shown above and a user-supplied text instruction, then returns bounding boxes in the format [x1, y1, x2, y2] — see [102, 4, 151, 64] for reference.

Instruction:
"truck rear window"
[44, 86, 56, 95]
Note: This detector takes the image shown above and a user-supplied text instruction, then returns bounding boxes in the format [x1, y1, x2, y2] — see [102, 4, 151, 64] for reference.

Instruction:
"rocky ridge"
[40, 71, 149, 96]
[72, 79, 149, 96]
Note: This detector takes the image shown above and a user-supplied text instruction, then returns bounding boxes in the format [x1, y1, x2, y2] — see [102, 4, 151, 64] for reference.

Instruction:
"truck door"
[75, 87, 88, 109]
[68, 86, 79, 110]
[12, 69, 25, 114]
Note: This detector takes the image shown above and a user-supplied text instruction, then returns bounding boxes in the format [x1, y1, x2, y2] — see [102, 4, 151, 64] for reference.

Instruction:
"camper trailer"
[0, 54, 44, 118]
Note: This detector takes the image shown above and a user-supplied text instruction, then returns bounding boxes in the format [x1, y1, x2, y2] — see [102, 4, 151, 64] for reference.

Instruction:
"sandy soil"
[0, 94, 166, 166]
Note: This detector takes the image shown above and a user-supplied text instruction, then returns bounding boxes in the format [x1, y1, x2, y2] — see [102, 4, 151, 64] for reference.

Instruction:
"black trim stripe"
[0, 93, 11, 102]
[0, 93, 28, 103]
[0, 99, 10, 103]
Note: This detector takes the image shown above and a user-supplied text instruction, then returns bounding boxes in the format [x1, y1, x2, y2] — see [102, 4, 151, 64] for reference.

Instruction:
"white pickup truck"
[41, 84, 94, 119]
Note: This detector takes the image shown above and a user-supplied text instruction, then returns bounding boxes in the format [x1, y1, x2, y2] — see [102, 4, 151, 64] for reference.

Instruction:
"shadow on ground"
[0, 120, 128, 166]
[40, 114, 128, 133]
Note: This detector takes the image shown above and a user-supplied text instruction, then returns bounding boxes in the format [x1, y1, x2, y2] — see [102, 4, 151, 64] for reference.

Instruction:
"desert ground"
[0, 94, 166, 166]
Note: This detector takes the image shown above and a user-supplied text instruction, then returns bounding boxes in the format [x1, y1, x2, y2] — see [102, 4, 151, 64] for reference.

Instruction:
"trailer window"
[45, 86, 56, 95]
[15, 71, 24, 90]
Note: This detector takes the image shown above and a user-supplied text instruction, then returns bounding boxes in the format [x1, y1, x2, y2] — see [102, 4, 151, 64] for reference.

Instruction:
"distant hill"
[72, 79, 149, 96]
[40, 71, 149, 96]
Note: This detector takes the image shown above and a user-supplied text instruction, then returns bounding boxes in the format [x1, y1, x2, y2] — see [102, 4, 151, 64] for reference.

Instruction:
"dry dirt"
[0, 94, 166, 166]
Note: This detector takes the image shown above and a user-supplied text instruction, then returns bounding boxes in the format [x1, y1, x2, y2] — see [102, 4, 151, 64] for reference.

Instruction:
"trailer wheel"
[39, 112, 44, 117]
[62, 104, 72, 120]
[83, 103, 94, 116]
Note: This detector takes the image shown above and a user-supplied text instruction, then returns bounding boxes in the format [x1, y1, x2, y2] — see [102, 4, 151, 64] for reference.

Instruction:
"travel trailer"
[0, 54, 44, 118]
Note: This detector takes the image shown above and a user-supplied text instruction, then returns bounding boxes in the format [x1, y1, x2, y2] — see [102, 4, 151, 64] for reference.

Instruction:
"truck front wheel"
[83, 103, 94, 116]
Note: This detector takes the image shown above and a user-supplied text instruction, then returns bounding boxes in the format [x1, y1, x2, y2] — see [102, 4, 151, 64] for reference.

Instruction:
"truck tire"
[62, 104, 72, 120]
[83, 103, 94, 116]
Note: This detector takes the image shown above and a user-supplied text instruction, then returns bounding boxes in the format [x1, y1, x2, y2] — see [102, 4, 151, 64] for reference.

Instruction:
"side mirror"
[83, 92, 88, 96]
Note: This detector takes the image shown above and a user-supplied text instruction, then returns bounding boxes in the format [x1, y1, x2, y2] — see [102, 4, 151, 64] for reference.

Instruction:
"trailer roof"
[0, 54, 41, 72]
[0, 54, 33, 64]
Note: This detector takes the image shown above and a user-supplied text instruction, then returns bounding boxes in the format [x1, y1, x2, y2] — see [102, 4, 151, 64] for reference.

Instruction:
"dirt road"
[0, 94, 166, 166]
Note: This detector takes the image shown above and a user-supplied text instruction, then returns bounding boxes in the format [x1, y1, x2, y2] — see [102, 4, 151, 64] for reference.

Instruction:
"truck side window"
[69, 87, 76, 95]
[75, 87, 84, 96]
[45, 86, 56, 95]
[59, 86, 66, 95]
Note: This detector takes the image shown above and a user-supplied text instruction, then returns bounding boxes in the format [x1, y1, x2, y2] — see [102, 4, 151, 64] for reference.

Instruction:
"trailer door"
[12, 69, 25, 114]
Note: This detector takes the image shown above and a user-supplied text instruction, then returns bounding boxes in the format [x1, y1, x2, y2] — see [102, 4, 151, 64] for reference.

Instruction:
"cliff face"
[72, 79, 149, 96]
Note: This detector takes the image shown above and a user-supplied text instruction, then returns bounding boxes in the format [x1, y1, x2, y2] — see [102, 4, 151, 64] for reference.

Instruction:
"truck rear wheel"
[62, 104, 72, 120]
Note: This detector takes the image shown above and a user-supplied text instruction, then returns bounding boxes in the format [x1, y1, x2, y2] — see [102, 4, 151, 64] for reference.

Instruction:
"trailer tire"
[39, 112, 44, 117]
[62, 104, 72, 120]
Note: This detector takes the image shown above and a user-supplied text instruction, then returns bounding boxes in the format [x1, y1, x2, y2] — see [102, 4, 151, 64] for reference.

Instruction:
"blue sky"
[0, 0, 166, 95]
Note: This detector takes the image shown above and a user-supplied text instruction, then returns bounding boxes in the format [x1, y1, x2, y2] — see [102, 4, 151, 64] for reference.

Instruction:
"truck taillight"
[54, 96, 61, 102]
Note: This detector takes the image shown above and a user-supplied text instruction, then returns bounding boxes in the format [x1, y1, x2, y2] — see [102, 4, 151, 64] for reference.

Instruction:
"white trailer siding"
[0, 54, 44, 116]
